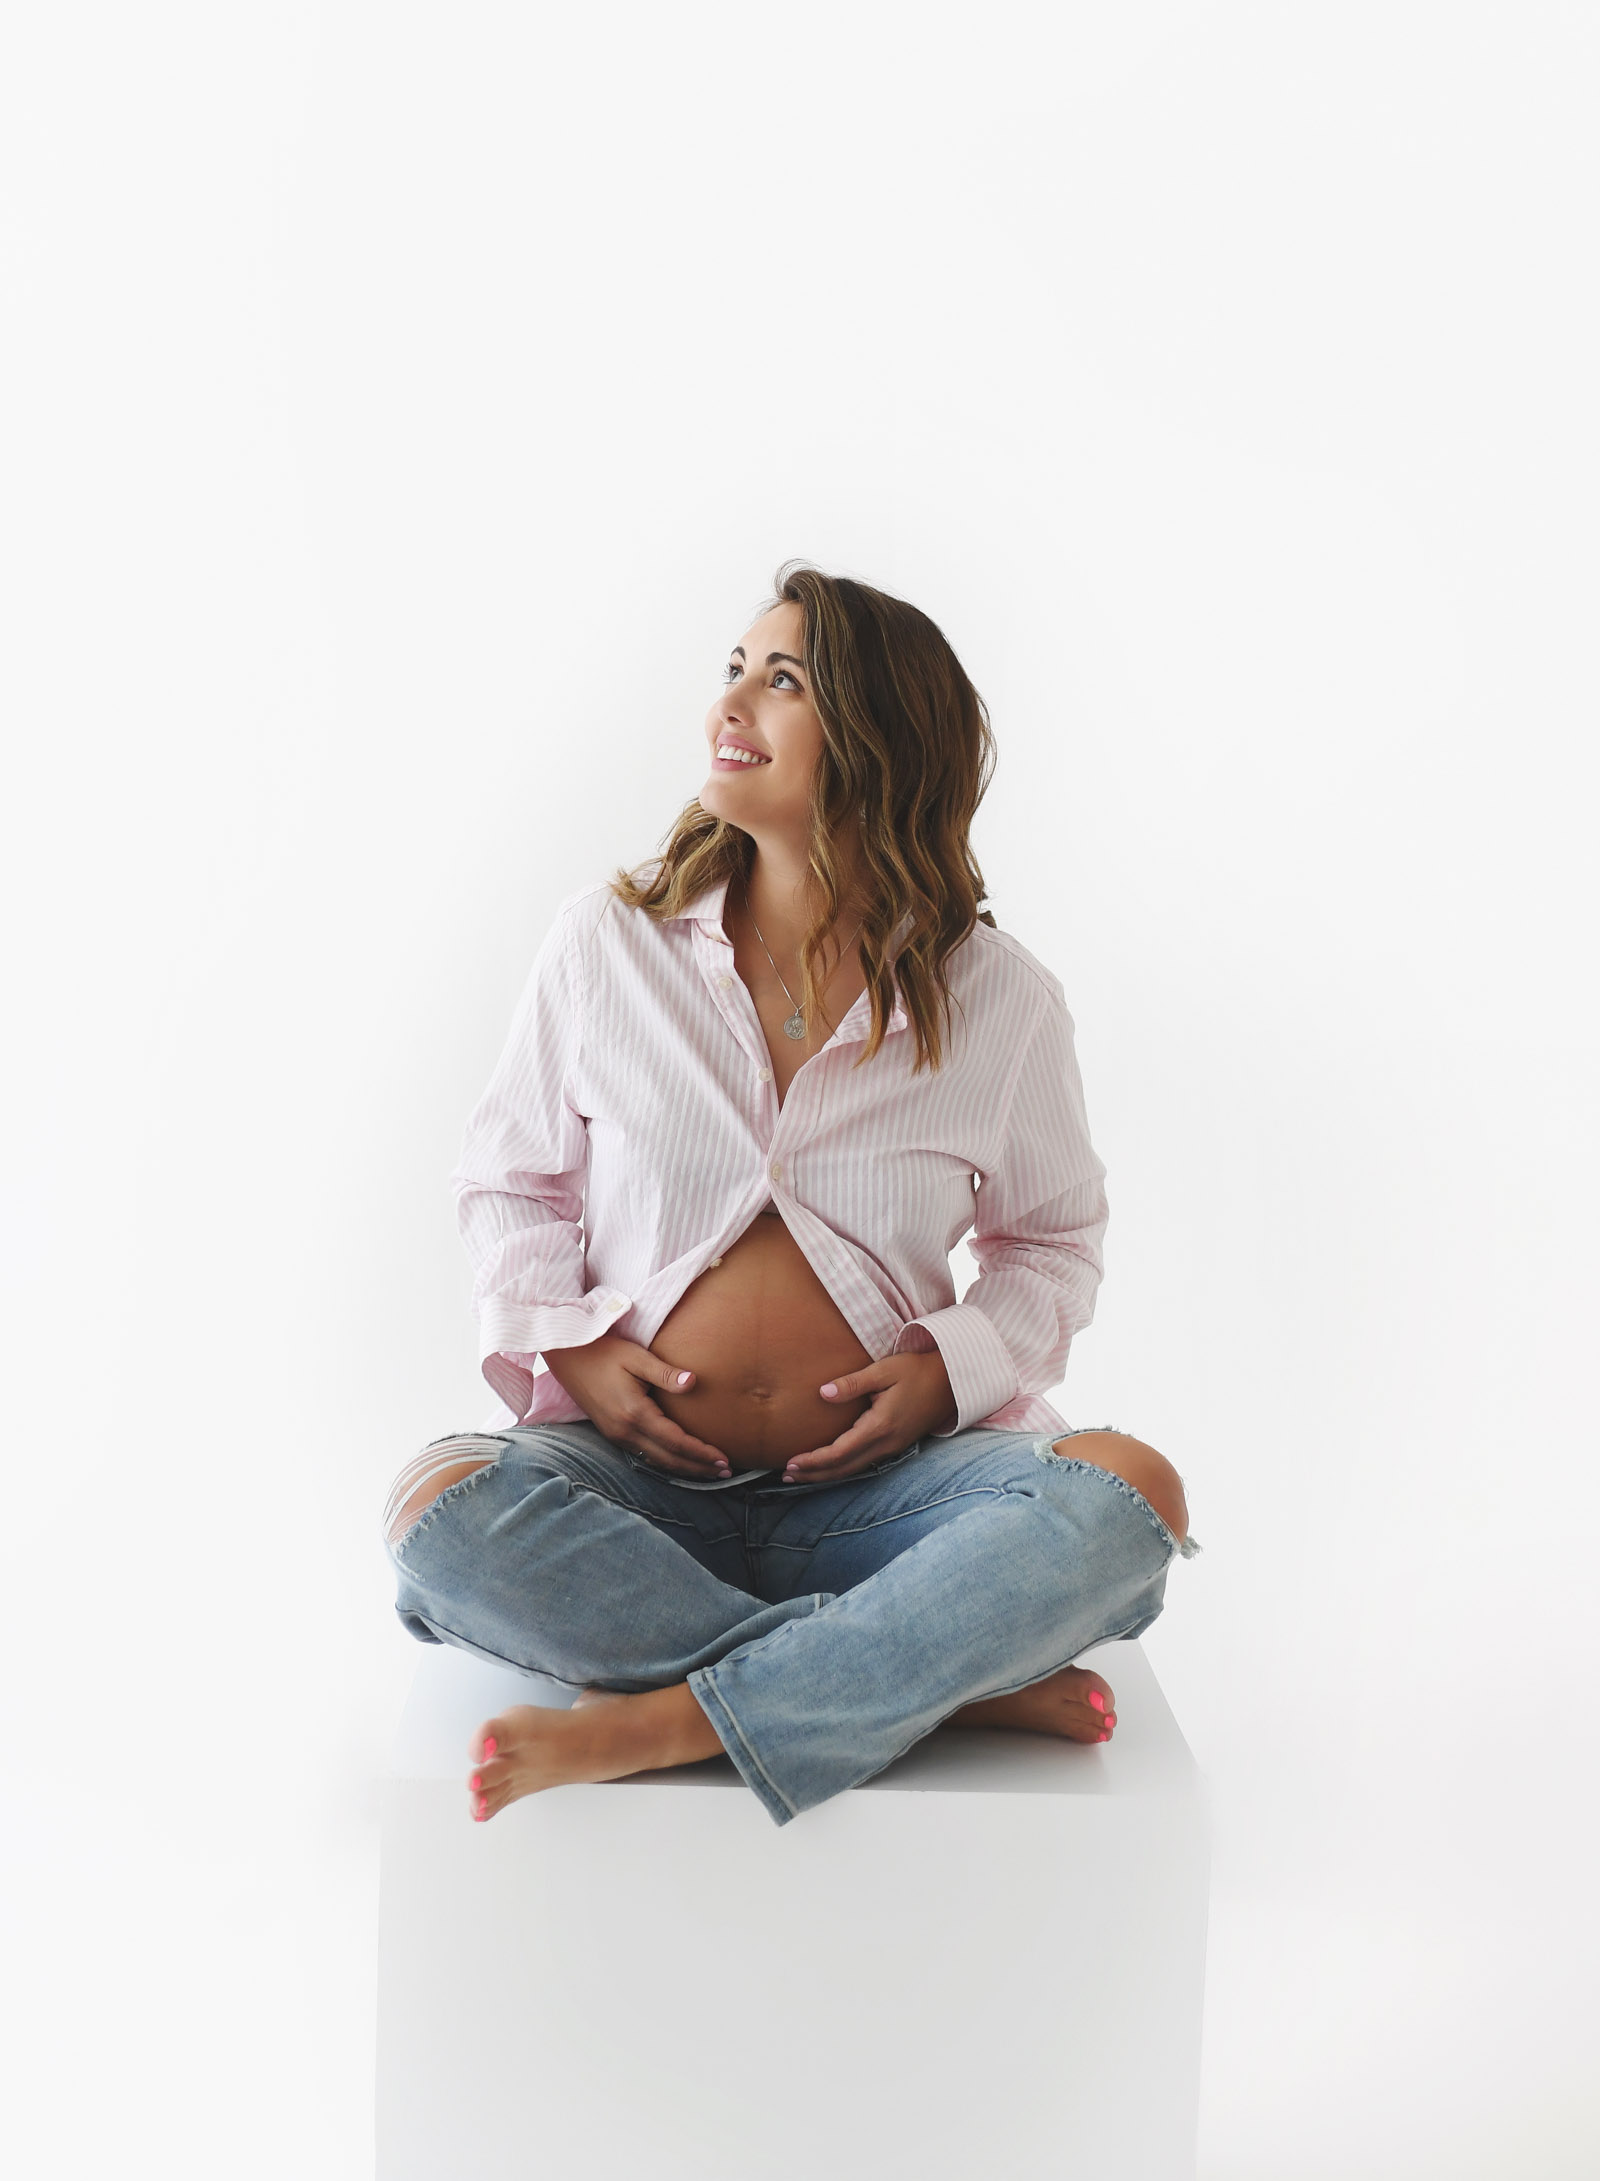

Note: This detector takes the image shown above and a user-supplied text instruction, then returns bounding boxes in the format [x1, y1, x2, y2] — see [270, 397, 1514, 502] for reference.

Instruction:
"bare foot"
[466, 1685, 721, 1823]
[569, 1673, 1119, 1760]
[946, 1663, 1117, 1743]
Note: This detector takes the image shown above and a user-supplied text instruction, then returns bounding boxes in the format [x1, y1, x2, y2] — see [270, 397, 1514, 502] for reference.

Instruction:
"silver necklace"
[743, 880, 864, 1041]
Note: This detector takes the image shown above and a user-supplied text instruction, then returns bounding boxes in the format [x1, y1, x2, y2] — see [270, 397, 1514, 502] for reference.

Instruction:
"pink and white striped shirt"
[451, 873, 1109, 1439]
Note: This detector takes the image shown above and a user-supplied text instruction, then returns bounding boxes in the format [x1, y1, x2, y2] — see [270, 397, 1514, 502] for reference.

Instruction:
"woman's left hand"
[782, 1351, 958, 1485]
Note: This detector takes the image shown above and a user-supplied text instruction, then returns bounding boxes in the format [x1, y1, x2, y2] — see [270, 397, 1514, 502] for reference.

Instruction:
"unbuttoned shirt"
[450, 873, 1110, 1439]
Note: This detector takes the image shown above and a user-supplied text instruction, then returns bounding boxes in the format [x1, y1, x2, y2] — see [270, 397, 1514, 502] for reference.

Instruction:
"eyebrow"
[729, 646, 806, 671]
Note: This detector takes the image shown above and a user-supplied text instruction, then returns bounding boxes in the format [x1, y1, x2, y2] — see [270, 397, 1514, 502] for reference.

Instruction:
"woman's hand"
[541, 1332, 732, 1481]
[781, 1350, 958, 1485]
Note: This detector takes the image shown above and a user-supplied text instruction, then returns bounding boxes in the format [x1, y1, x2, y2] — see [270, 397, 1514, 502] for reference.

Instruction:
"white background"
[4, 4, 1597, 2174]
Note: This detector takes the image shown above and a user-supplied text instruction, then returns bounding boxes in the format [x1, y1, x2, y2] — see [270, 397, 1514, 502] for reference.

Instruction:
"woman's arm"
[449, 901, 626, 1423]
[892, 985, 1109, 1434]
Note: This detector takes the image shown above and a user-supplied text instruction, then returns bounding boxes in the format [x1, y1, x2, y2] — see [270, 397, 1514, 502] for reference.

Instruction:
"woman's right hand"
[541, 1332, 732, 1480]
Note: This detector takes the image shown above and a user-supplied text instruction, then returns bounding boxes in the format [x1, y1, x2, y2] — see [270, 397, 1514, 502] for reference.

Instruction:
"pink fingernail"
[677, 1371, 692, 1386]
[819, 1382, 838, 1398]
[483, 1738, 497, 1758]
[1088, 1690, 1105, 1712]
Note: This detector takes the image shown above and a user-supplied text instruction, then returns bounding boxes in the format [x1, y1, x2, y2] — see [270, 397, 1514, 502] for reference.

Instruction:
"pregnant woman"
[381, 560, 1199, 1829]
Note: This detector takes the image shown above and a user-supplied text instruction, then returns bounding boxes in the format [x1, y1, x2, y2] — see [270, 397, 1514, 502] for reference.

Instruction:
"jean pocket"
[856, 1439, 922, 1478]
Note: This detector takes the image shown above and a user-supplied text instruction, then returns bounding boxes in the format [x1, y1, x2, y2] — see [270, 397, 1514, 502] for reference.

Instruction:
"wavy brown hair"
[607, 559, 1000, 1075]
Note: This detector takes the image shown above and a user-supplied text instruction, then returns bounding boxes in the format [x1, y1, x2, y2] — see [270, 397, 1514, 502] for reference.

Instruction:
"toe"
[470, 1773, 511, 1823]
[1058, 1665, 1117, 1743]
[1079, 1668, 1115, 1715]
[469, 1717, 505, 1764]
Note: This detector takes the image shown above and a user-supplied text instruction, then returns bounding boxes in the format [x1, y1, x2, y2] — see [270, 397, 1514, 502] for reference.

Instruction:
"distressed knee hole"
[382, 1442, 503, 1547]
[1046, 1430, 1189, 1544]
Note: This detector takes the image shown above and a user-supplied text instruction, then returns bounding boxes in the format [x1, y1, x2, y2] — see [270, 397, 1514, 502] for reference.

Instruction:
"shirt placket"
[698, 923, 781, 1191]
[774, 1009, 908, 1355]
[692, 924, 910, 1355]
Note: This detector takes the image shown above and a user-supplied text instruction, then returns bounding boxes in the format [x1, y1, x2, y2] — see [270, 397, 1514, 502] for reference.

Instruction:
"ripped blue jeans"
[386, 1420, 1200, 1828]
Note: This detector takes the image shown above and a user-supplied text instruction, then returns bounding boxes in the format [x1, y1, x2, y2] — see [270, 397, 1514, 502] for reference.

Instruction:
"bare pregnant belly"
[646, 1203, 876, 1468]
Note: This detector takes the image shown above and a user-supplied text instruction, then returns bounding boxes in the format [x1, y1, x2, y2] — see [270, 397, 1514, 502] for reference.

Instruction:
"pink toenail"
[1098, 1731, 1110, 1742]
[483, 1738, 497, 1757]
[1105, 1713, 1117, 1727]
[469, 1774, 481, 1791]
[1088, 1690, 1105, 1711]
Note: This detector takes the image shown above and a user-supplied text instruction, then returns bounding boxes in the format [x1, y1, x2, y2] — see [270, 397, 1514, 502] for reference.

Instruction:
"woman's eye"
[720, 664, 801, 690]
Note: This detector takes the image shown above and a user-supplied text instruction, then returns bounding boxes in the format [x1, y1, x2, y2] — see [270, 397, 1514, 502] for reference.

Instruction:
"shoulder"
[961, 920, 1070, 1011]
[546, 879, 626, 958]
[547, 880, 699, 986]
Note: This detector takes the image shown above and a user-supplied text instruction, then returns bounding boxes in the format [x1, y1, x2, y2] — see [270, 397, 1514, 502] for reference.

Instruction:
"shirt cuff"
[477, 1288, 632, 1424]
[892, 1304, 1021, 1435]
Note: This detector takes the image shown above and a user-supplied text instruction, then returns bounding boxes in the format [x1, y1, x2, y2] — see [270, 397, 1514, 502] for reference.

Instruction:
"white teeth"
[717, 745, 769, 764]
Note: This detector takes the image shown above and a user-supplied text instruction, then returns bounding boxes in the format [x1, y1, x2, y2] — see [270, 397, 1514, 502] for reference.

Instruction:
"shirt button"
[770, 1161, 783, 1182]
[717, 975, 733, 989]
[758, 1068, 772, 1082]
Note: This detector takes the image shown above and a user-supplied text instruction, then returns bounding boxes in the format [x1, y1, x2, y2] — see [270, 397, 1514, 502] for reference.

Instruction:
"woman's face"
[701, 601, 825, 835]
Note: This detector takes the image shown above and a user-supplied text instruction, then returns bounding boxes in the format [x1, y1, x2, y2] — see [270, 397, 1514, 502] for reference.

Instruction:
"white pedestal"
[377, 1639, 1209, 2181]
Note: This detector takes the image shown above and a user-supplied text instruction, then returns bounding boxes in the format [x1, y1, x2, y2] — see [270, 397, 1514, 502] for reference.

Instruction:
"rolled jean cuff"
[686, 1596, 836, 1828]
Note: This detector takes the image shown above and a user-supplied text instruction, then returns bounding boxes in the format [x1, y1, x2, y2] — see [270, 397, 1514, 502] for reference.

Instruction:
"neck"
[737, 831, 868, 959]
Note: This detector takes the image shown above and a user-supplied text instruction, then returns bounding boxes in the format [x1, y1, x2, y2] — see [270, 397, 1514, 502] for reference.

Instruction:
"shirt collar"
[672, 876, 913, 1037]
[668, 875, 914, 953]
[665, 874, 735, 924]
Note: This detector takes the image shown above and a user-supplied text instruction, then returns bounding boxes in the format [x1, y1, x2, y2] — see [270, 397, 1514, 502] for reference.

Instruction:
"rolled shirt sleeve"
[892, 983, 1109, 1434]
[449, 901, 629, 1425]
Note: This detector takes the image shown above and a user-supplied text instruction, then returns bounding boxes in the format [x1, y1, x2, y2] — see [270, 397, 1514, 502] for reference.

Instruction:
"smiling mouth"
[713, 744, 772, 766]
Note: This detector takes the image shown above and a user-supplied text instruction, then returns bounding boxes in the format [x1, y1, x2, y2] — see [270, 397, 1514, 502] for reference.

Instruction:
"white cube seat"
[377, 1638, 1209, 2181]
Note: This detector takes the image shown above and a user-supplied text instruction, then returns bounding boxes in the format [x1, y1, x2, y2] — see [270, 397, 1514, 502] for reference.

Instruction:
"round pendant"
[782, 1007, 807, 1040]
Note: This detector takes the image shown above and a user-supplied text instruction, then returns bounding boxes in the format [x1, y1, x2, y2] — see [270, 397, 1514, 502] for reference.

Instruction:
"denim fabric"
[386, 1420, 1197, 1828]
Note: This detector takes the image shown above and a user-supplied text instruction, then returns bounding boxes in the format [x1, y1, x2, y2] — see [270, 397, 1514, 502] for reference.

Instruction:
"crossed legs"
[384, 1427, 1188, 1825]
